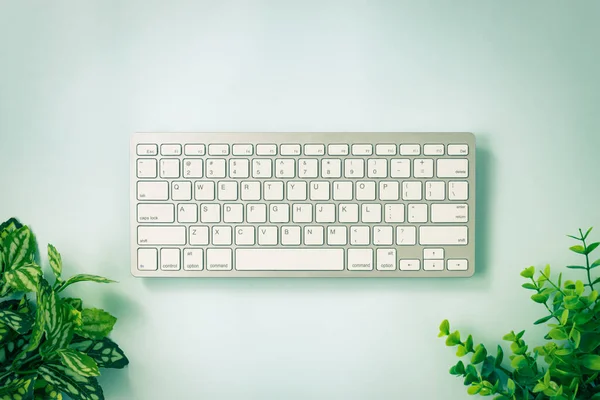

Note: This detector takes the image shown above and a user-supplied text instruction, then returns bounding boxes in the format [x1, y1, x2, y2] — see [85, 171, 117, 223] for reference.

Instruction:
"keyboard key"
[448, 144, 468, 155]
[315, 203, 335, 223]
[361, 204, 382, 223]
[184, 144, 205, 156]
[390, 159, 410, 178]
[348, 249, 373, 270]
[257, 226, 278, 245]
[373, 226, 393, 245]
[310, 181, 330, 201]
[402, 181, 422, 201]
[437, 159, 468, 178]
[333, 181, 353, 201]
[137, 144, 158, 156]
[200, 203, 221, 223]
[247, 204, 267, 223]
[264, 181, 284, 201]
[183, 248, 203, 271]
[161, 144, 182, 156]
[419, 226, 468, 245]
[212, 226, 232, 246]
[137, 248, 157, 270]
[137, 204, 175, 223]
[424, 248, 444, 259]
[425, 181, 445, 200]
[137, 159, 157, 178]
[241, 181, 261, 201]
[407, 204, 428, 223]
[304, 144, 325, 156]
[275, 159, 295, 178]
[298, 159, 318, 178]
[206, 248, 232, 270]
[413, 159, 434, 178]
[206, 159, 226, 178]
[448, 259, 468, 271]
[172, 181, 192, 201]
[183, 159, 203, 178]
[424, 144, 444, 155]
[235, 226, 256, 245]
[399, 259, 420, 271]
[269, 204, 290, 223]
[376, 249, 396, 270]
[194, 181, 215, 201]
[256, 144, 277, 155]
[352, 144, 372, 156]
[327, 226, 347, 245]
[375, 144, 396, 155]
[400, 144, 420, 155]
[252, 159, 273, 178]
[177, 204, 198, 223]
[344, 159, 364, 178]
[328, 144, 349, 155]
[232, 144, 253, 156]
[281, 226, 302, 245]
[350, 226, 370, 245]
[137, 181, 168, 201]
[223, 203, 244, 223]
[356, 181, 376, 201]
[424, 260, 444, 271]
[208, 144, 229, 156]
[338, 204, 359, 223]
[236, 249, 344, 270]
[280, 144, 301, 155]
[138, 226, 186, 245]
[287, 181, 308, 201]
[321, 159, 342, 178]
[160, 159, 180, 178]
[379, 181, 399, 201]
[217, 181, 238, 201]
[160, 248, 180, 270]
[229, 159, 250, 178]
[431, 204, 468, 223]
[304, 226, 324, 245]
[384, 204, 405, 223]
[189, 226, 209, 245]
[292, 204, 312, 223]
[448, 181, 469, 200]
[367, 159, 387, 178]
[396, 226, 416, 245]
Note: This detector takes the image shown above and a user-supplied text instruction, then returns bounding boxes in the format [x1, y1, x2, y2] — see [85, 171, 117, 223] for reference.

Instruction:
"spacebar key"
[236, 249, 344, 271]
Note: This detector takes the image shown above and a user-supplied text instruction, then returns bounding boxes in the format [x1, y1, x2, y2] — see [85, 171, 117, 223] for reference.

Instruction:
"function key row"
[136, 143, 469, 157]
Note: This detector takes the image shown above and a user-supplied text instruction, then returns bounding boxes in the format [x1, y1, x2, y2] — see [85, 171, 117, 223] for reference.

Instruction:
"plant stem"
[583, 235, 595, 291]
[13, 369, 38, 375]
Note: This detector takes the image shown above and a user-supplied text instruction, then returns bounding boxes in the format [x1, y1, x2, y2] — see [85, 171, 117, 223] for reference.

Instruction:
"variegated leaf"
[56, 349, 100, 377]
[38, 363, 104, 400]
[0, 300, 20, 345]
[34, 378, 63, 400]
[0, 217, 23, 241]
[0, 281, 14, 297]
[4, 263, 42, 293]
[24, 280, 51, 353]
[70, 336, 129, 369]
[0, 374, 34, 399]
[57, 275, 116, 293]
[0, 336, 28, 368]
[75, 308, 116, 340]
[0, 309, 33, 334]
[63, 298, 83, 311]
[3, 226, 35, 270]
[47, 244, 62, 280]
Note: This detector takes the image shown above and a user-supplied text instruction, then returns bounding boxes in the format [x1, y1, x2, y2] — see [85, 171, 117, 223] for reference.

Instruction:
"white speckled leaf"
[47, 244, 62, 280]
[4, 263, 42, 293]
[3, 226, 35, 270]
[57, 349, 99, 377]
[38, 363, 104, 400]
[70, 337, 129, 369]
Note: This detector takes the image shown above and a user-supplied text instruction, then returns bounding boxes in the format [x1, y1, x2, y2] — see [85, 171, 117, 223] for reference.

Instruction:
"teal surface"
[1, 1, 599, 399]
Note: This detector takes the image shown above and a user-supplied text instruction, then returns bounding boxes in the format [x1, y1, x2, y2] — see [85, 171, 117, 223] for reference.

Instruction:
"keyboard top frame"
[131, 132, 476, 278]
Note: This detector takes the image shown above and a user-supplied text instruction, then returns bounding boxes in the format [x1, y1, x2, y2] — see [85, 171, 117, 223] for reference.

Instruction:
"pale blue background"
[1, 1, 599, 399]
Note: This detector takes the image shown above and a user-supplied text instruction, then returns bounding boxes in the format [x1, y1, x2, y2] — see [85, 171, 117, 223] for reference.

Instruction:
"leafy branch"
[0, 218, 128, 400]
[439, 227, 600, 400]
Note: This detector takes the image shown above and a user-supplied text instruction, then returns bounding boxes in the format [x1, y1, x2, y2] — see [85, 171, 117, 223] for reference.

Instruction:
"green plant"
[438, 228, 600, 400]
[0, 218, 128, 399]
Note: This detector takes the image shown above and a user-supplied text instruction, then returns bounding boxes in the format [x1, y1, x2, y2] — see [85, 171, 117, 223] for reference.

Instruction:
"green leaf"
[38, 363, 104, 400]
[571, 329, 582, 349]
[560, 309, 569, 325]
[583, 227, 593, 240]
[586, 242, 600, 254]
[532, 382, 546, 393]
[576, 280, 585, 295]
[507, 378, 516, 395]
[511, 355, 528, 370]
[445, 330, 461, 346]
[467, 384, 482, 395]
[481, 356, 495, 378]
[465, 335, 474, 352]
[521, 266, 535, 278]
[57, 349, 100, 377]
[591, 259, 600, 269]
[0, 336, 28, 369]
[566, 265, 586, 270]
[438, 319, 450, 336]
[456, 345, 467, 356]
[502, 331, 516, 341]
[0, 218, 23, 241]
[522, 283, 537, 290]
[581, 355, 600, 370]
[41, 292, 76, 355]
[570, 245, 586, 254]
[471, 344, 487, 364]
[495, 345, 503, 367]
[580, 333, 600, 353]
[48, 244, 62, 280]
[58, 274, 116, 292]
[543, 264, 551, 277]
[75, 308, 117, 340]
[70, 336, 129, 369]
[548, 328, 569, 341]
[4, 262, 42, 293]
[64, 297, 83, 311]
[574, 311, 594, 325]
[3, 226, 35, 270]
[531, 293, 549, 303]
[0, 309, 33, 334]
[0, 374, 34, 398]
[534, 315, 553, 325]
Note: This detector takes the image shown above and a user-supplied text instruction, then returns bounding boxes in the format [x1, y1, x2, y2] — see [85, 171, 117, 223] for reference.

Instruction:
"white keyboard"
[131, 132, 475, 277]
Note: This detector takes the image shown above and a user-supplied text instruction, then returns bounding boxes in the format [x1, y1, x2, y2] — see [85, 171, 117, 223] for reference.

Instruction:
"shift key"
[138, 226, 186, 245]
[419, 226, 468, 245]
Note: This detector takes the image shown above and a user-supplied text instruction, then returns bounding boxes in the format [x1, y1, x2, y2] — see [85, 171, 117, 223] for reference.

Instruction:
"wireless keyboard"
[130, 132, 475, 278]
